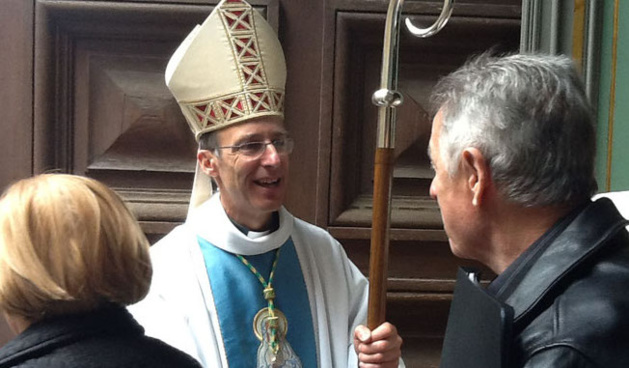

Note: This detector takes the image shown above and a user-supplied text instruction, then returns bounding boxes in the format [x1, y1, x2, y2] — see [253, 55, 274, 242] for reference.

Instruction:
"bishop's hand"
[353, 322, 402, 367]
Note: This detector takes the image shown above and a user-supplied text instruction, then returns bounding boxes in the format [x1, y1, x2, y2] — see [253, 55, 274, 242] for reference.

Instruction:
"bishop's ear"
[461, 148, 490, 207]
[198, 150, 219, 177]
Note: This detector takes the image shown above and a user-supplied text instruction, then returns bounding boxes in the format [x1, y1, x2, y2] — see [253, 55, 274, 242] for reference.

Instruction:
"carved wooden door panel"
[27, 0, 279, 243]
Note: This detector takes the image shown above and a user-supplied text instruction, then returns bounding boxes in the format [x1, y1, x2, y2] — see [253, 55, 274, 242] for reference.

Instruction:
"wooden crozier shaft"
[367, 147, 395, 329]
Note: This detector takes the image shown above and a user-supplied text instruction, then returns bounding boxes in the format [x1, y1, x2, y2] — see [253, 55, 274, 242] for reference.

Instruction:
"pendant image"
[253, 308, 302, 368]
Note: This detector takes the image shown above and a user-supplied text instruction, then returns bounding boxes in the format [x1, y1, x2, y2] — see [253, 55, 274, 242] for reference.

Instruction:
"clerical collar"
[229, 212, 280, 239]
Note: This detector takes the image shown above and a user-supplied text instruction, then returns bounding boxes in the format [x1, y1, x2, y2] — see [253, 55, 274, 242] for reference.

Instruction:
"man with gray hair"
[429, 53, 629, 367]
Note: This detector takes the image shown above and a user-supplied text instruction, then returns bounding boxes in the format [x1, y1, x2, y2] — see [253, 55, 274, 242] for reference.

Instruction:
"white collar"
[186, 194, 293, 256]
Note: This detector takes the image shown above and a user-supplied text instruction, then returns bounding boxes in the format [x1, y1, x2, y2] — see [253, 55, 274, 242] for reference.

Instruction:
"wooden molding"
[329, 10, 521, 230]
[32, 0, 278, 225]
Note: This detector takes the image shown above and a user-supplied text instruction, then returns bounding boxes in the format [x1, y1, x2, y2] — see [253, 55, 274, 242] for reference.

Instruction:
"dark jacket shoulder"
[0, 306, 202, 368]
[506, 199, 629, 367]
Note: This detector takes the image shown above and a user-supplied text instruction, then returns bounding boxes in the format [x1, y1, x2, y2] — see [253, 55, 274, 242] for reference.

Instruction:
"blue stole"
[199, 236, 317, 367]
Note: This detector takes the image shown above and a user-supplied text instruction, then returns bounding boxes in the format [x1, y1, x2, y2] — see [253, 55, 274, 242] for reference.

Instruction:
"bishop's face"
[204, 116, 290, 230]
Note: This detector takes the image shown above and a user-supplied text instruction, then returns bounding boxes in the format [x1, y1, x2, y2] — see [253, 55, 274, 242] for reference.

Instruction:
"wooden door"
[0, 1, 521, 365]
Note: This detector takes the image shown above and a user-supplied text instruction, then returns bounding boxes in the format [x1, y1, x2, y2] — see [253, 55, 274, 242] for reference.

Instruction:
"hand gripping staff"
[368, 0, 455, 329]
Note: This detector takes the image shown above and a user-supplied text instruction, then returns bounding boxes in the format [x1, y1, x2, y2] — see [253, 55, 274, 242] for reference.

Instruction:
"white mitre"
[164, 0, 286, 214]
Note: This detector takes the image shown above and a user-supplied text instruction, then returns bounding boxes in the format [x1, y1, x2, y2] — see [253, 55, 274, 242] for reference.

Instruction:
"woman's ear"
[461, 148, 490, 207]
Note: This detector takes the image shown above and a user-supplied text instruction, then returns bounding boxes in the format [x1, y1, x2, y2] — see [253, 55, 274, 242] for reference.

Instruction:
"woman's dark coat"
[0, 305, 202, 367]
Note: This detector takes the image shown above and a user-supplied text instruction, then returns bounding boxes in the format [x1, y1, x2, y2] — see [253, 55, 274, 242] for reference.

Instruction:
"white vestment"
[129, 195, 388, 367]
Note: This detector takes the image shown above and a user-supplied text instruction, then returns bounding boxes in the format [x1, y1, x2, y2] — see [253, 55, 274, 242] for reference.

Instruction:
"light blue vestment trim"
[199, 236, 317, 367]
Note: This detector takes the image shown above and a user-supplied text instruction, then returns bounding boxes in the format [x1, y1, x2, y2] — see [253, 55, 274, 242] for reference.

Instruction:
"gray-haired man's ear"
[462, 147, 490, 208]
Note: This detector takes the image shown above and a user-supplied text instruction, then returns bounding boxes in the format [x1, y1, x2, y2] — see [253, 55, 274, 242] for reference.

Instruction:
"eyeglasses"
[215, 137, 294, 159]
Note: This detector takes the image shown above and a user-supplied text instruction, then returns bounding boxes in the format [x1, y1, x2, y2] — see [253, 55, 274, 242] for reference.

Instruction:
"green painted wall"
[596, 1, 629, 191]
[524, 0, 629, 192]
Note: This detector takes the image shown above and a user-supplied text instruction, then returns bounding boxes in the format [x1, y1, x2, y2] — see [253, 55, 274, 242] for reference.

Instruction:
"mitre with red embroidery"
[166, 0, 286, 140]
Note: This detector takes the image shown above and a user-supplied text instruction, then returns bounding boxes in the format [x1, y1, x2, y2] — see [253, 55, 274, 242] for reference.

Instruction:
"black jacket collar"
[498, 198, 628, 324]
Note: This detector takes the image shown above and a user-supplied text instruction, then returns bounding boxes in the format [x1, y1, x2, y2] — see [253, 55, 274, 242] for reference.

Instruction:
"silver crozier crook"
[367, 0, 455, 330]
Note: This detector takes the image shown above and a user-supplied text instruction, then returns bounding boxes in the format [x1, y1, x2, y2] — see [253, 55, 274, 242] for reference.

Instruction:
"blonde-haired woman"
[0, 174, 201, 367]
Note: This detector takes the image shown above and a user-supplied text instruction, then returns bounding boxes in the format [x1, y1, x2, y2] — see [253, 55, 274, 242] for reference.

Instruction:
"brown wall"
[0, 0, 35, 346]
[0, 0, 34, 193]
[0, 0, 521, 364]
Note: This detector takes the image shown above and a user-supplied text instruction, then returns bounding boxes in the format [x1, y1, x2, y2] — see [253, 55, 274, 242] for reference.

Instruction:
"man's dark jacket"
[0, 305, 202, 367]
[495, 198, 629, 367]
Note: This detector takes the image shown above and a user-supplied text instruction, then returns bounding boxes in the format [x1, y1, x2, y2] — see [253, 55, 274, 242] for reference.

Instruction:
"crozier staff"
[367, 0, 454, 329]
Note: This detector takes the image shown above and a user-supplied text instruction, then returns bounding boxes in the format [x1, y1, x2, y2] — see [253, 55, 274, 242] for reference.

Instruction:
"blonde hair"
[0, 174, 152, 321]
